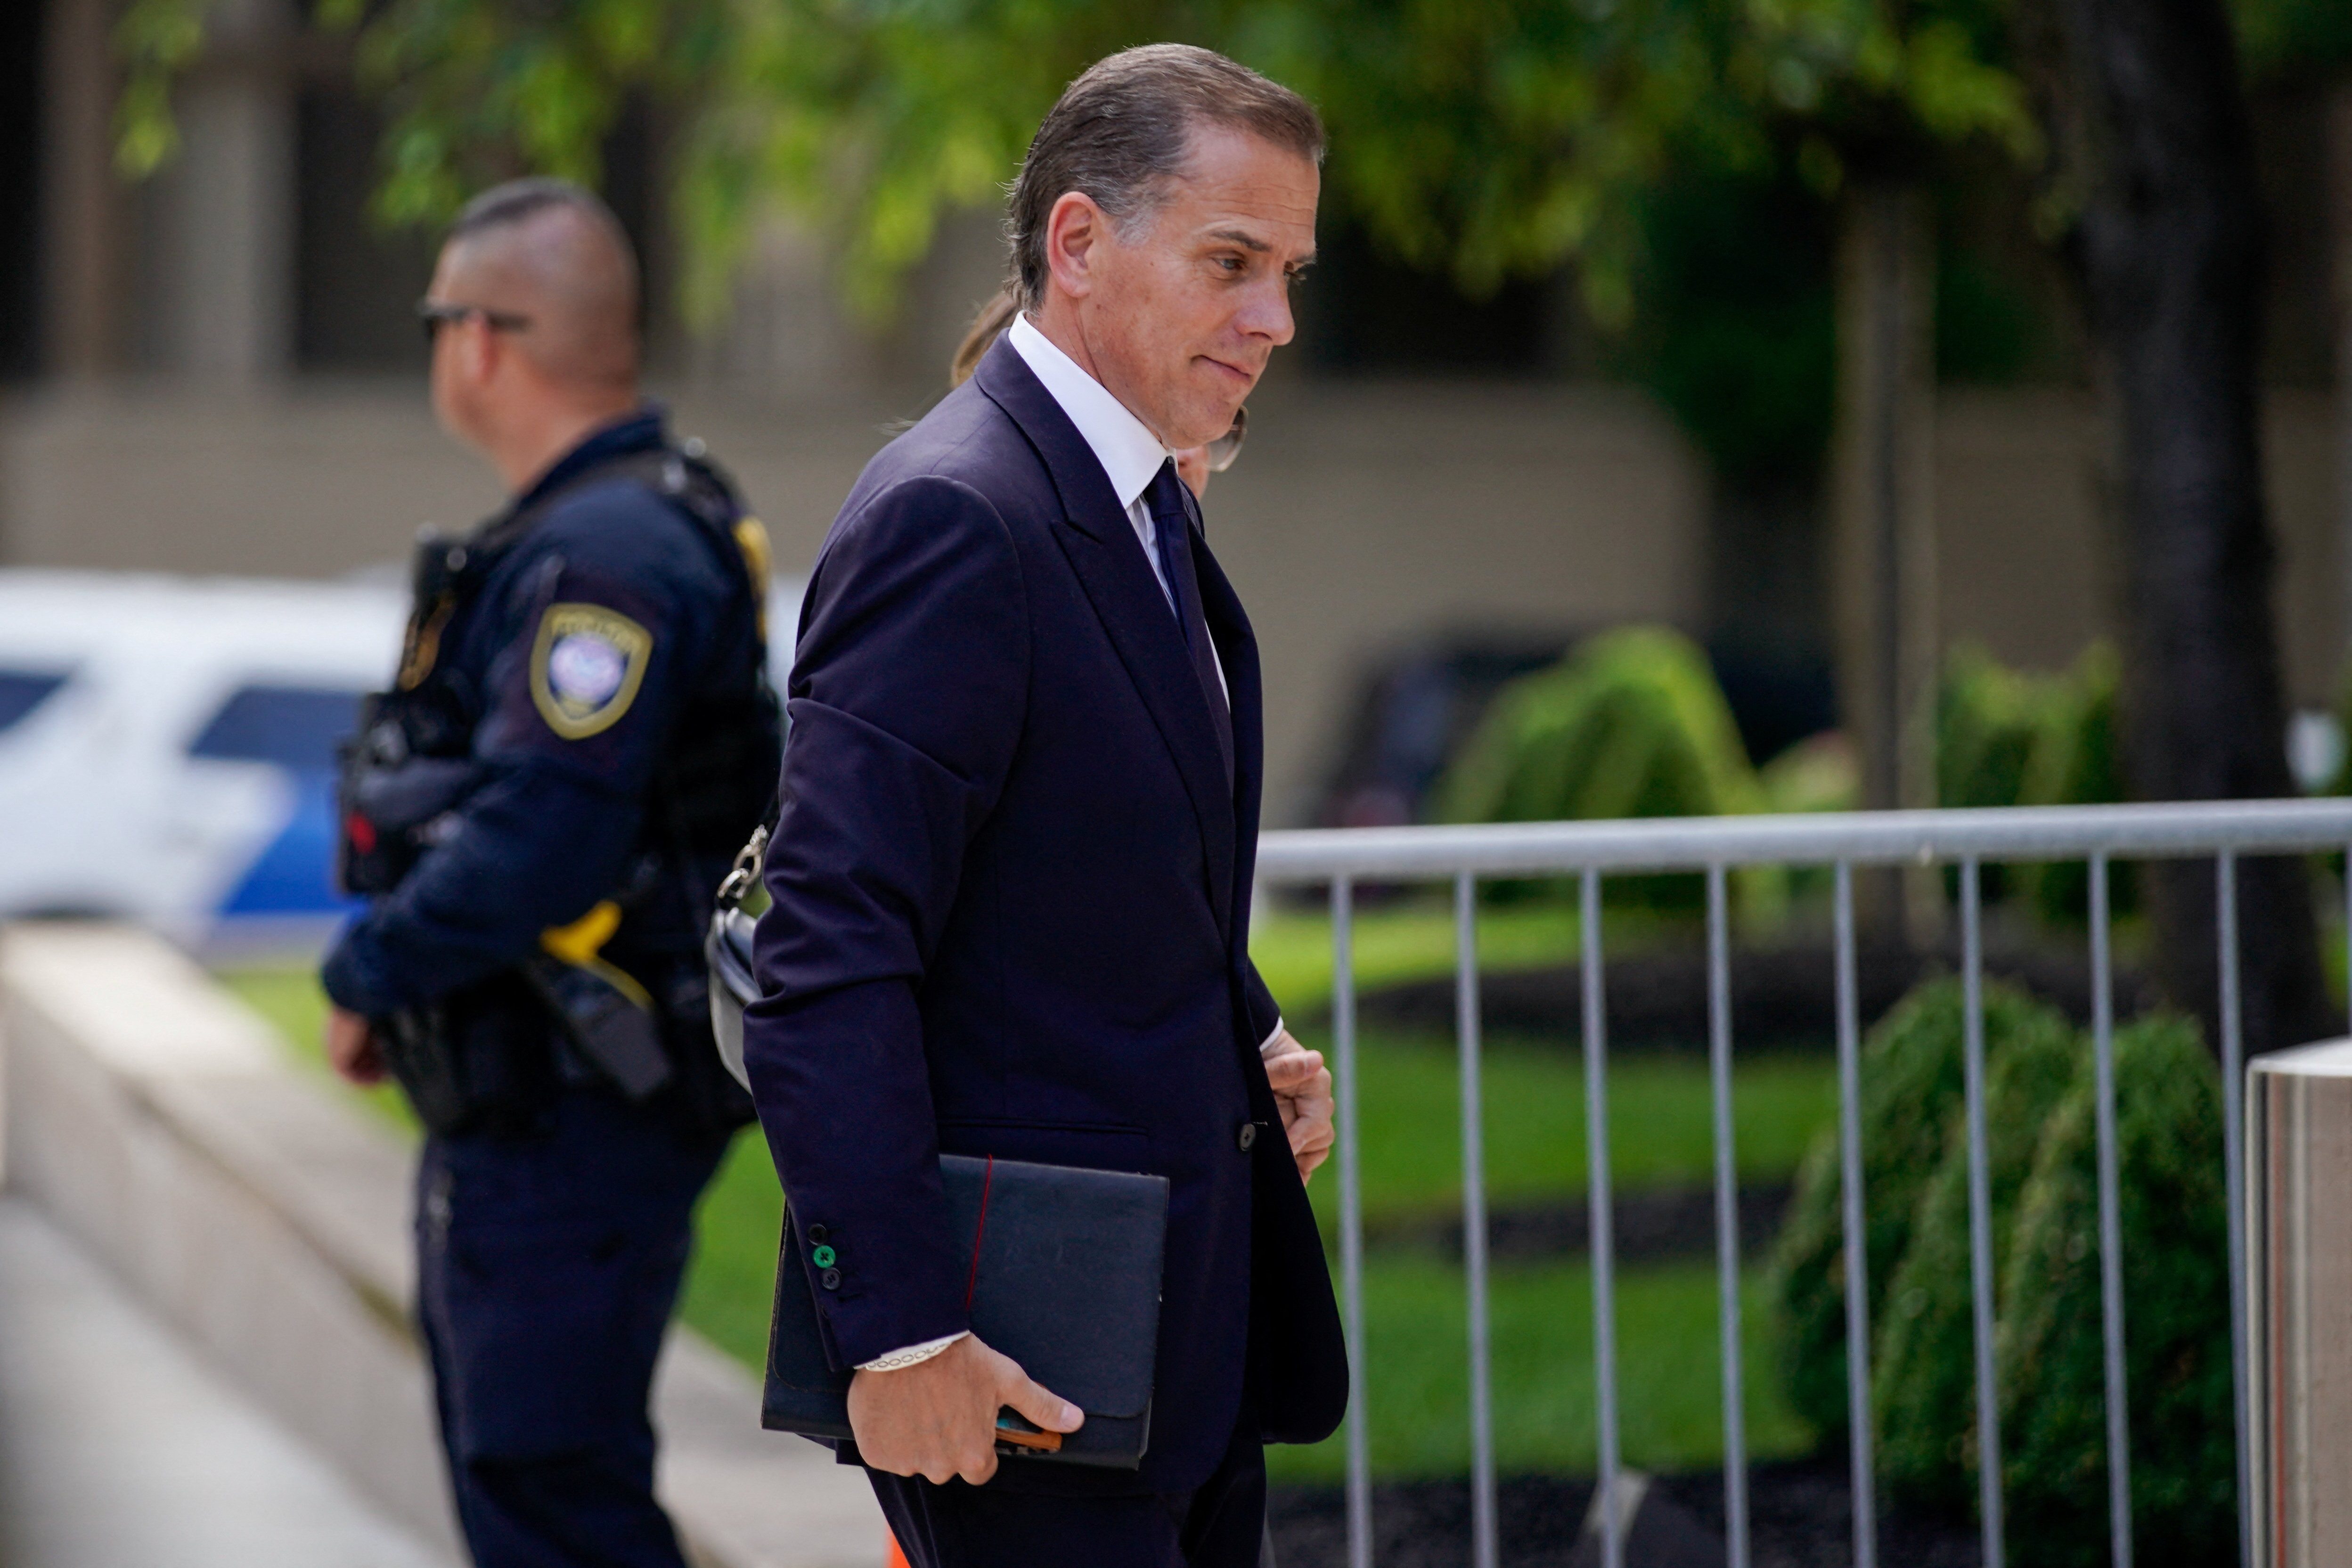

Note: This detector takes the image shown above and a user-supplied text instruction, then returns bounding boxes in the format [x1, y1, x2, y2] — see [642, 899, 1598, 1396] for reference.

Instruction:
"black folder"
[761, 1153, 1169, 1469]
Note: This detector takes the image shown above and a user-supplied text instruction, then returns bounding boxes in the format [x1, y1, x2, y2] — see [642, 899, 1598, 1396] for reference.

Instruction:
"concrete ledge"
[0, 923, 882, 1568]
[0, 1197, 450, 1568]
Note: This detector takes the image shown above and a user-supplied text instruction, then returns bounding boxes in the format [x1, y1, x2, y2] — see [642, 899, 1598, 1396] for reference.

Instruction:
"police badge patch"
[530, 603, 653, 739]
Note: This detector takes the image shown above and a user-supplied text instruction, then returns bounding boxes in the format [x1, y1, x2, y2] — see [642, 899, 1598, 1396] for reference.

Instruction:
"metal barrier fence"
[1253, 798, 2352, 1568]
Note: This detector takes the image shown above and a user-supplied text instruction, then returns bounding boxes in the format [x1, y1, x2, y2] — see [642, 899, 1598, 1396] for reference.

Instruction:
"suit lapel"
[974, 338, 1239, 935]
[1190, 530, 1265, 942]
[1190, 528, 1261, 828]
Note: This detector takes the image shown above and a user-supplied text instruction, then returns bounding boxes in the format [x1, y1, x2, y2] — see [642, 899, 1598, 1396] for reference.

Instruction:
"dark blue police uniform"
[323, 408, 779, 1568]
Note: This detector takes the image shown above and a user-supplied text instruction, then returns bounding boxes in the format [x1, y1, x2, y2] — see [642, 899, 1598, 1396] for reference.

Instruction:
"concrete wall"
[0, 922, 883, 1568]
[1206, 378, 1707, 821]
[1, 380, 2342, 821]
[1934, 388, 2343, 707]
[0, 375, 1710, 823]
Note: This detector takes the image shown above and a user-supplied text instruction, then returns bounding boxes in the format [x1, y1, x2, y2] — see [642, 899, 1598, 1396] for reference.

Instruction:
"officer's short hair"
[449, 178, 630, 255]
[1007, 46, 1323, 312]
[444, 178, 640, 386]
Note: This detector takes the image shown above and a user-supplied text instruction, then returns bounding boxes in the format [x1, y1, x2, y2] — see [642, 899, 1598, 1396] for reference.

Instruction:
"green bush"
[1998, 1015, 2233, 1568]
[1432, 626, 1783, 919]
[2013, 644, 2128, 925]
[1872, 992, 2080, 1507]
[1772, 975, 2234, 1568]
[1757, 730, 1858, 815]
[1935, 641, 2130, 924]
[1769, 979, 1979, 1437]
[1939, 644, 2055, 813]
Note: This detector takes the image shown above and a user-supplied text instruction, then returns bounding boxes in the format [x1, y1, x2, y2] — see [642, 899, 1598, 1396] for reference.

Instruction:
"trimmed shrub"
[1758, 729, 1858, 815]
[2012, 643, 2129, 926]
[1432, 626, 1783, 918]
[1938, 644, 2053, 812]
[1998, 1015, 2233, 1568]
[1770, 979, 1982, 1437]
[1774, 977, 2236, 1566]
[1873, 991, 2080, 1508]
[1935, 641, 2131, 924]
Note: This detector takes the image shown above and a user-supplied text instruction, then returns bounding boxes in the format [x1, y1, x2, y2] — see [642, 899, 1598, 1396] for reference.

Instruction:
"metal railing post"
[1834, 861, 1878, 1568]
[1332, 877, 1372, 1568]
[1455, 874, 1498, 1568]
[1960, 859, 2006, 1568]
[2090, 854, 2134, 1568]
[1583, 867, 1623, 1568]
[1706, 865, 1751, 1568]
[2219, 852, 2251, 1568]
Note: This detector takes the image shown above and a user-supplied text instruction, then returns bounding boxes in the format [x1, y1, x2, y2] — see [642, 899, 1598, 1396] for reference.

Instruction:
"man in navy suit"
[742, 42, 1347, 1568]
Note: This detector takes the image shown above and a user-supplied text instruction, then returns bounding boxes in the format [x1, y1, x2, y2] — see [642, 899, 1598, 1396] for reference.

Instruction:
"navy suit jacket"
[743, 337, 1347, 1491]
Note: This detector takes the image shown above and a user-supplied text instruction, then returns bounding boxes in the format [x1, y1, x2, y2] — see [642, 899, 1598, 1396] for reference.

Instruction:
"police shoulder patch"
[530, 603, 653, 739]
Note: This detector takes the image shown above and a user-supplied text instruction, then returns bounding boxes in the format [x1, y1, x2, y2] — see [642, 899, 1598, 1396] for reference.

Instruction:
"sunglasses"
[416, 298, 534, 344]
[1205, 406, 1248, 474]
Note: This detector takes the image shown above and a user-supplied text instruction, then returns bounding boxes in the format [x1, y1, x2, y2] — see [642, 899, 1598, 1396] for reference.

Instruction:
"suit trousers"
[415, 1087, 727, 1568]
[867, 1413, 1270, 1568]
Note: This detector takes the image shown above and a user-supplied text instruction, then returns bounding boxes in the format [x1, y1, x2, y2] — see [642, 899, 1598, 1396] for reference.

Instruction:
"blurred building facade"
[0, 0, 2345, 824]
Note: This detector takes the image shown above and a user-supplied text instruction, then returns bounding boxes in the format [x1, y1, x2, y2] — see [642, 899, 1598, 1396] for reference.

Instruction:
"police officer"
[321, 178, 780, 1568]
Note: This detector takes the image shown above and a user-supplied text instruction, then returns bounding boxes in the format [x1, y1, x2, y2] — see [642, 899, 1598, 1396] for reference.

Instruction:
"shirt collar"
[1007, 312, 1172, 512]
[512, 404, 667, 513]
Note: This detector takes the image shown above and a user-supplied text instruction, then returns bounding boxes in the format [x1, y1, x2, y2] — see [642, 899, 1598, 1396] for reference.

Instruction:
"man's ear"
[1043, 191, 1105, 302]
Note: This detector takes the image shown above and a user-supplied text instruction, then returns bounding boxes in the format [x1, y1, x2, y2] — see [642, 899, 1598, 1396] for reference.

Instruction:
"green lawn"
[216, 963, 1828, 1480]
[225, 963, 418, 1131]
[678, 1131, 792, 1366]
[1250, 899, 1588, 1016]
[1267, 1256, 1809, 1481]
[1298, 1026, 1834, 1225]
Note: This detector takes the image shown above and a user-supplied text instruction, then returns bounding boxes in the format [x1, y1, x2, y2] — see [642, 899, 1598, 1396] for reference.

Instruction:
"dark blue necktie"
[1145, 460, 1234, 792]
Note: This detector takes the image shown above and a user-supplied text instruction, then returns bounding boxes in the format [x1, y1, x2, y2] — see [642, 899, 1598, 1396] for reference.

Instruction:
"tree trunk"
[1829, 180, 1940, 943]
[2031, 0, 2335, 1057]
[2329, 80, 2352, 693]
[42, 0, 132, 377]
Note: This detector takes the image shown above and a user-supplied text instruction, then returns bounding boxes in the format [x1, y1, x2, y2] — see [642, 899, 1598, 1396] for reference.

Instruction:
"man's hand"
[847, 1333, 1083, 1485]
[1263, 1027, 1335, 1183]
[326, 1007, 388, 1086]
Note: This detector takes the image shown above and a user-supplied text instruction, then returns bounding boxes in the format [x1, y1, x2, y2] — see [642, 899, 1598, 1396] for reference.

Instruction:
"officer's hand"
[1263, 1028, 1335, 1184]
[326, 1007, 388, 1086]
[847, 1332, 1082, 1486]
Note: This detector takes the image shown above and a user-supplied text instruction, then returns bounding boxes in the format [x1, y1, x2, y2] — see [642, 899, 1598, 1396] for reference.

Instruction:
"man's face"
[1080, 126, 1319, 450]
[424, 245, 477, 441]
[423, 242, 514, 449]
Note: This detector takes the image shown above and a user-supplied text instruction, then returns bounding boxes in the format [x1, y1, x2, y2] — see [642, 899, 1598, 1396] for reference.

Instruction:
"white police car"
[0, 568, 801, 957]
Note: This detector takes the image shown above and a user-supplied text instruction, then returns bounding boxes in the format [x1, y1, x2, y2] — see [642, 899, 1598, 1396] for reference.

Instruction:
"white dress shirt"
[1007, 313, 1226, 702]
[855, 315, 1277, 1375]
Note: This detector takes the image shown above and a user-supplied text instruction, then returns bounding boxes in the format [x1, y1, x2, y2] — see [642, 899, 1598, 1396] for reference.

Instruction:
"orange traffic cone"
[886, 1532, 913, 1568]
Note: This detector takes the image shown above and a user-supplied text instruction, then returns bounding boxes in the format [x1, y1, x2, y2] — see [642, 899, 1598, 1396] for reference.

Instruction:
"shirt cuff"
[856, 1331, 970, 1372]
[1259, 1018, 1287, 1055]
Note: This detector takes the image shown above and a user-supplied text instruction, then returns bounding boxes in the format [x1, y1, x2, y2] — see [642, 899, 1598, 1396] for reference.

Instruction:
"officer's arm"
[323, 521, 697, 1018]
[743, 476, 1029, 1370]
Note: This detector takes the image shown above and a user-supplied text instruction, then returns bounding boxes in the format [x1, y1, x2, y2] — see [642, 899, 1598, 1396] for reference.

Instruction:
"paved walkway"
[0, 1198, 456, 1568]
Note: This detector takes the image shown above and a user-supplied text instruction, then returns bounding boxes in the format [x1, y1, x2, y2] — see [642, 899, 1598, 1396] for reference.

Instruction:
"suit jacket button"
[1236, 1122, 1258, 1152]
[806, 1224, 829, 1244]
[812, 1245, 837, 1268]
[820, 1267, 842, 1290]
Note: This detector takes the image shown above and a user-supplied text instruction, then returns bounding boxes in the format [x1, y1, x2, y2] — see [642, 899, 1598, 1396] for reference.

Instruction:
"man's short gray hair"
[1008, 45, 1323, 310]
